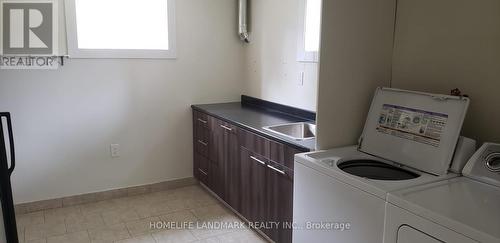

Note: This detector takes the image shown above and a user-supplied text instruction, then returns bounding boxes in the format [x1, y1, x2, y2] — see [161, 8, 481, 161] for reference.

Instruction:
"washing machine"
[293, 88, 470, 243]
[384, 143, 500, 243]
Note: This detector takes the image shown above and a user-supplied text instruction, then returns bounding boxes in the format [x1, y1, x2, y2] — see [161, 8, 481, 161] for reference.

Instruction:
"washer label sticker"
[376, 104, 448, 147]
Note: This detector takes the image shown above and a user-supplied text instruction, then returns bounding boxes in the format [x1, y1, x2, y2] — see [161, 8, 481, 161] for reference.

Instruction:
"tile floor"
[16, 185, 268, 243]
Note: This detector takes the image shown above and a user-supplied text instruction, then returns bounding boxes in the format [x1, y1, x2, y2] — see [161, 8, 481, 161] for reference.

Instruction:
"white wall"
[0, 0, 245, 203]
[392, 0, 500, 143]
[315, 0, 396, 149]
[243, 0, 319, 111]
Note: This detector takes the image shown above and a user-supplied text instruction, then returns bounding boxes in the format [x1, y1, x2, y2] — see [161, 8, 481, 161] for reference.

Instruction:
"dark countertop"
[192, 101, 316, 151]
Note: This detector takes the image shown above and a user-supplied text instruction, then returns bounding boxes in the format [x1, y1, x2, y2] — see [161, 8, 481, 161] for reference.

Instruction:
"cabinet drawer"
[239, 129, 271, 158]
[267, 160, 293, 180]
[270, 141, 307, 170]
[194, 153, 209, 183]
[215, 119, 238, 135]
[193, 110, 209, 128]
[194, 126, 210, 157]
[195, 152, 209, 173]
[198, 167, 209, 185]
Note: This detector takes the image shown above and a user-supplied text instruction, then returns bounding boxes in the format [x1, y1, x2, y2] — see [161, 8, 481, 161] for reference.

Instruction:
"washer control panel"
[463, 143, 500, 187]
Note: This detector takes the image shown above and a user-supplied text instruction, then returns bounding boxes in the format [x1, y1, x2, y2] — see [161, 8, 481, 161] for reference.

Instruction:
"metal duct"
[238, 0, 250, 43]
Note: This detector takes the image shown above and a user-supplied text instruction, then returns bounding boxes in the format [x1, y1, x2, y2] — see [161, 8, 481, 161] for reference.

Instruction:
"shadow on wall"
[243, 0, 319, 112]
[392, 0, 500, 143]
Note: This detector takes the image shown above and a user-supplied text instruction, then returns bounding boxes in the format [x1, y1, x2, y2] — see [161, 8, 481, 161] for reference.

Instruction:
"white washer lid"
[359, 88, 470, 175]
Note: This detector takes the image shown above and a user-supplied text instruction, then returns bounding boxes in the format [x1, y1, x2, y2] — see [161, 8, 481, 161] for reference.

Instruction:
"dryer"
[293, 88, 470, 243]
[384, 143, 500, 243]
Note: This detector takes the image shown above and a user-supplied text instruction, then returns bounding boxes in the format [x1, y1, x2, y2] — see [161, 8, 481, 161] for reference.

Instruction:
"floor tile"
[216, 230, 267, 243]
[44, 206, 82, 224]
[17, 185, 265, 243]
[189, 214, 244, 240]
[18, 227, 25, 243]
[191, 238, 221, 243]
[115, 234, 156, 243]
[147, 190, 177, 202]
[164, 198, 212, 211]
[125, 216, 161, 237]
[134, 200, 174, 218]
[16, 212, 45, 230]
[190, 204, 232, 221]
[101, 208, 141, 226]
[87, 223, 131, 243]
[80, 200, 123, 216]
[107, 197, 135, 210]
[26, 239, 46, 243]
[65, 213, 106, 233]
[24, 221, 66, 241]
[159, 210, 198, 226]
[46, 231, 90, 243]
[152, 229, 197, 243]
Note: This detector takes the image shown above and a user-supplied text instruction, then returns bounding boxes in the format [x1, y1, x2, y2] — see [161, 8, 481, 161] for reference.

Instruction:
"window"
[65, 0, 176, 59]
[297, 0, 321, 63]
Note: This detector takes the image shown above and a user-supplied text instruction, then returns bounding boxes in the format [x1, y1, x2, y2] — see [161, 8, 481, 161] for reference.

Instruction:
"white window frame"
[64, 0, 176, 59]
[297, 0, 320, 63]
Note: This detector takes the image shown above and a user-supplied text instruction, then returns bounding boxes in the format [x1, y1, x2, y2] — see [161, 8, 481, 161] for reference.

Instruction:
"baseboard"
[15, 177, 197, 214]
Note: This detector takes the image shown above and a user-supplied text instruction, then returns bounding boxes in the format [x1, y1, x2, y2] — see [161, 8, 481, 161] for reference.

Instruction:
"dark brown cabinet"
[240, 148, 268, 225]
[194, 153, 209, 185]
[192, 109, 308, 243]
[266, 161, 294, 243]
[219, 121, 240, 211]
[209, 118, 226, 199]
[207, 117, 239, 205]
[270, 140, 302, 170]
[193, 111, 210, 181]
[239, 129, 299, 243]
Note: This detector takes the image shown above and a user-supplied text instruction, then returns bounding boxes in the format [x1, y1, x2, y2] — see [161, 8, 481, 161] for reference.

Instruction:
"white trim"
[65, 0, 177, 59]
[297, 0, 319, 63]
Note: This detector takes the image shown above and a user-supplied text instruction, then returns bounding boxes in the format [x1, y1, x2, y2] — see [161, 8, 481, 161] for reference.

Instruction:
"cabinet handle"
[198, 140, 208, 146]
[220, 125, 233, 131]
[250, 156, 266, 165]
[197, 118, 208, 124]
[267, 164, 286, 175]
[198, 168, 208, 176]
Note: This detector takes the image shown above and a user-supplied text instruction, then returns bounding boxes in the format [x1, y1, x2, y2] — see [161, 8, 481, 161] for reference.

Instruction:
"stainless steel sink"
[263, 122, 316, 141]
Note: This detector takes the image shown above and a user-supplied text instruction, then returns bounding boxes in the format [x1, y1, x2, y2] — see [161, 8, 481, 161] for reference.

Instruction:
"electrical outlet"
[110, 144, 120, 158]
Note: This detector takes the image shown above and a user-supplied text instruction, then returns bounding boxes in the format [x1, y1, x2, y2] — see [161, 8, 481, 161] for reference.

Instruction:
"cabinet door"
[194, 153, 209, 185]
[208, 160, 221, 196]
[240, 148, 268, 225]
[210, 119, 226, 199]
[208, 116, 220, 162]
[267, 161, 294, 243]
[224, 125, 240, 211]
